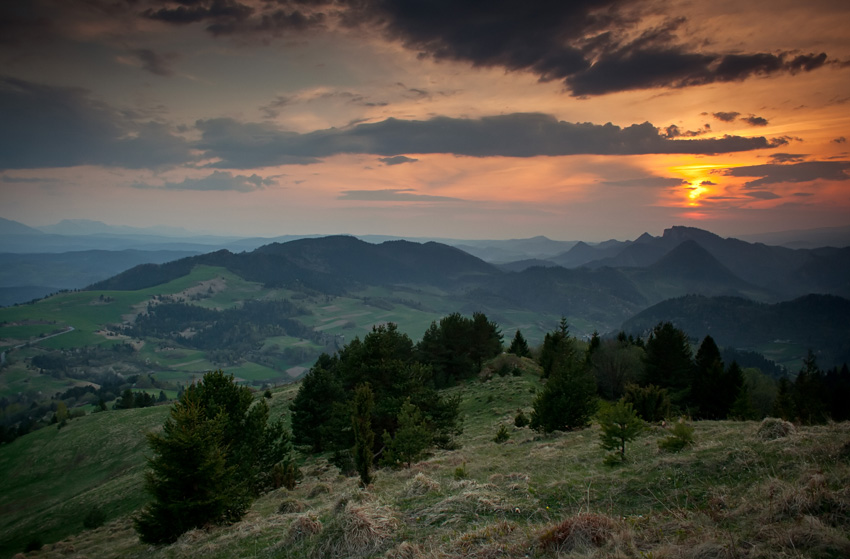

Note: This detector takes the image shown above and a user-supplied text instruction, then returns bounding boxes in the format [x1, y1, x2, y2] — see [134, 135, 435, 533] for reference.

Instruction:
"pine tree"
[507, 329, 530, 358]
[135, 371, 293, 544]
[642, 322, 693, 406]
[531, 334, 597, 433]
[381, 399, 432, 468]
[352, 383, 375, 486]
[598, 400, 644, 461]
[539, 318, 571, 378]
[135, 389, 244, 544]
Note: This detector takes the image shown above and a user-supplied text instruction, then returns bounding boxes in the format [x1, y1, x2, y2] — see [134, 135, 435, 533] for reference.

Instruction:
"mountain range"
[2, 216, 850, 364]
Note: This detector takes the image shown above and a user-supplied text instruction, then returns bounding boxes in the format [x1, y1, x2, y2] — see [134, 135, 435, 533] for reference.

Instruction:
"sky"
[1, 0, 849, 241]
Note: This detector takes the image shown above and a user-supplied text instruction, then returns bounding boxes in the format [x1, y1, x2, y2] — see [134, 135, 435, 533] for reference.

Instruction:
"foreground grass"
[6, 368, 850, 559]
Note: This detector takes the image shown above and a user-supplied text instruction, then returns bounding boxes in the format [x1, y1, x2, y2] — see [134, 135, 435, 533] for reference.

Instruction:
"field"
[2, 363, 848, 559]
[0, 265, 572, 402]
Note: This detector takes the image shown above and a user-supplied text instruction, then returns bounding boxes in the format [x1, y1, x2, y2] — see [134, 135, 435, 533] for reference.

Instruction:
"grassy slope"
[1, 264, 569, 401]
[3, 360, 849, 559]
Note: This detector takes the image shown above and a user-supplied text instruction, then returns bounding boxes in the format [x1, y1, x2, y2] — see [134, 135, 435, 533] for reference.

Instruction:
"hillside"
[621, 294, 850, 369]
[2, 369, 849, 558]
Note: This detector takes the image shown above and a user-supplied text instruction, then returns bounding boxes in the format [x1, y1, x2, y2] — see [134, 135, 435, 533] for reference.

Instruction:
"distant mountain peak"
[662, 226, 724, 243]
[649, 239, 745, 284]
[0, 217, 44, 236]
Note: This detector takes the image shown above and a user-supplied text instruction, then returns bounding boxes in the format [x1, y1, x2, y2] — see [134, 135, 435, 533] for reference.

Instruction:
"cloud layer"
[197, 113, 783, 168]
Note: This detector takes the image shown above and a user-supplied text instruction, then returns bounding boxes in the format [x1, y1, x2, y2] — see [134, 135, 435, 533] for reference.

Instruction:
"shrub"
[24, 536, 43, 553]
[454, 461, 469, 480]
[623, 383, 670, 422]
[82, 506, 107, 529]
[493, 424, 510, 443]
[272, 461, 301, 490]
[658, 419, 695, 452]
[514, 410, 529, 428]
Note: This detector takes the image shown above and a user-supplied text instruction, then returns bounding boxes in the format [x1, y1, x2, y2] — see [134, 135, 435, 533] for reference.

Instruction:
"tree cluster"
[416, 312, 503, 388]
[290, 320, 482, 471]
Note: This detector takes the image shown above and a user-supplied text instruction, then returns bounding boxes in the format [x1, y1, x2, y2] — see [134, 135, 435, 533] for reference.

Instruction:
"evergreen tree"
[539, 317, 572, 378]
[729, 378, 758, 420]
[719, 361, 745, 418]
[531, 331, 597, 433]
[598, 400, 644, 462]
[642, 322, 693, 406]
[793, 350, 827, 424]
[773, 377, 795, 420]
[381, 399, 432, 468]
[135, 389, 244, 544]
[290, 356, 345, 452]
[136, 371, 293, 544]
[507, 330, 530, 358]
[351, 383, 375, 486]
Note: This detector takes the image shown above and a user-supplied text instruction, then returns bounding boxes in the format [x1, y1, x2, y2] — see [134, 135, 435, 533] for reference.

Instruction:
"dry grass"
[313, 500, 399, 559]
[284, 513, 322, 543]
[12, 372, 850, 559]
[403, 473, 441, 498]
[538, 513, 618, 552]
[756, 417, 796, 440]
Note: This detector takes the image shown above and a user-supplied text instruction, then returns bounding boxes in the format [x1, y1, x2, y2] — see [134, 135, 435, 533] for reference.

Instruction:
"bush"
[658, 419, 695, 452]
[454, 461, 469, 480]
[83, 506, 107, 529]
[623, 383, 670, 422]
[272, 461, 302, 490]
[493, 424, 510, 443]
[514, 410, 529, 428]
[24, 536, 43, 553]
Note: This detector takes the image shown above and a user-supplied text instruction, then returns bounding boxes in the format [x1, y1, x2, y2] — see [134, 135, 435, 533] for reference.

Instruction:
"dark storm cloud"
[379, 156, 418, 165]
[132, 170, 276, 192]
[0, 76, 192, 170]
[141, 0, 325, 36]
[133, 49, 178, 76]
[143, 0, 254, 26]
[338, 188, 464, 202]
[340, 0, 829, 96]
[195, 113, 784, 168]
[724, 160, 850, 187]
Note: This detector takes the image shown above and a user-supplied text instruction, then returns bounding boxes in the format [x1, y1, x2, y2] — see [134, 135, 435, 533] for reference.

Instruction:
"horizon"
[1, 1, 849, 241]
[8, 215, 850, 245]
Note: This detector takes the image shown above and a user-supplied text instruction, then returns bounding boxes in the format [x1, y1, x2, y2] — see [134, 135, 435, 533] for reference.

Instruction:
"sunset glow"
[0, 0, 848, 241]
